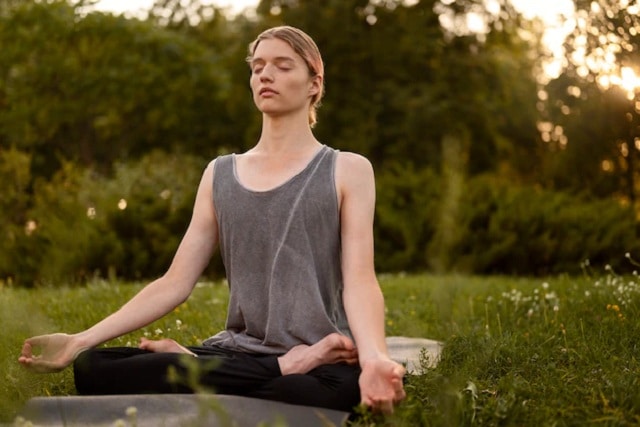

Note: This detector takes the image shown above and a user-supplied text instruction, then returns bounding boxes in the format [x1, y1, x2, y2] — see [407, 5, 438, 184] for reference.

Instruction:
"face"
[249, 38, 321, 120]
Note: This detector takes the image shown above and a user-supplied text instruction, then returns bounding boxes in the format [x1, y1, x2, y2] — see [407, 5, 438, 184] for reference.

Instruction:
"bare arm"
[19, 161, 219, 372]
[336, 153, 406, 412]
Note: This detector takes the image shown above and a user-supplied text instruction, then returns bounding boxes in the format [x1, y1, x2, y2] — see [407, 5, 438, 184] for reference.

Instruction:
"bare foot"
[139, 338, 197, 357]
[278, 333, 358, 375]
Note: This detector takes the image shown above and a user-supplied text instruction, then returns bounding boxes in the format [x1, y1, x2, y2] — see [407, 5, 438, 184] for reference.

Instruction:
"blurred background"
[1, 0, 639, 285]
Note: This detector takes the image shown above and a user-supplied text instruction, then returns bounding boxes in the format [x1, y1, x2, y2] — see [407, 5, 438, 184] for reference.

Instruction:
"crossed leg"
[139, 333, 358, 375]
[74, 334, 362, 411]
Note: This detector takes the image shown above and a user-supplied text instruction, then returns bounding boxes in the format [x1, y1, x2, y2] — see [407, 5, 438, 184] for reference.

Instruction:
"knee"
[253, 372, 360, 412]
[73, 348, 99, 395]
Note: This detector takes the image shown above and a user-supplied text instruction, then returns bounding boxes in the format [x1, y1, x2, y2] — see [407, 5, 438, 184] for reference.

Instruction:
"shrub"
[0, 147, 38, 285]
[374, 170, 640, 276]
[451, 175, 640, 275]
[21, 151, 207, 285]
[374, 163, 441, 273]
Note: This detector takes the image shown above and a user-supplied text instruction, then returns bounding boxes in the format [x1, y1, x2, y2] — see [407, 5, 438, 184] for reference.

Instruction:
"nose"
[259, 64, 275, 82]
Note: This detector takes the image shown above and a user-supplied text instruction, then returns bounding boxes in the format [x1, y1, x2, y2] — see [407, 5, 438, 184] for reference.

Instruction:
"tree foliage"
[0, 0, 230, 177]
[0, 0, 637, 284]
[542, 0, 640, 203]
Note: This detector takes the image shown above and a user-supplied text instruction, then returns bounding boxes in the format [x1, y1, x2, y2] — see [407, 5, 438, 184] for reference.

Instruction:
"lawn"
[2, 269, 639, 426]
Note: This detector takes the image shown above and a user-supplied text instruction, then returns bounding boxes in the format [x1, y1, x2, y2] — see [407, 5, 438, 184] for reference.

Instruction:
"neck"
[254, 113, 319, 154]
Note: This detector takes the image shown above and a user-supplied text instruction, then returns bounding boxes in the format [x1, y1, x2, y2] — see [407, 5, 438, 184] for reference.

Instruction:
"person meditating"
[18, 25, 406, 414]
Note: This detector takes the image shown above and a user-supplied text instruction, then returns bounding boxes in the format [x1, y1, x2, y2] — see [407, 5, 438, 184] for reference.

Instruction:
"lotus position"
[19, 25, 405, 414]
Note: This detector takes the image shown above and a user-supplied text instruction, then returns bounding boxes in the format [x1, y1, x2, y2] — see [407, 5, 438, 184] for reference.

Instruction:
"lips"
[259, 87, 278, 96]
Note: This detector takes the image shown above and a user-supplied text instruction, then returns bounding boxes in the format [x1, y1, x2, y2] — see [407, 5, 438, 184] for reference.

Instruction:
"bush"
[17, 151, 207, 285]
[0, 147, 38, 285]
[450, 175, 640, 275]
[374, 170, 640, 276]
[374, 163, 441, 273]
[101, 151, 206, 279]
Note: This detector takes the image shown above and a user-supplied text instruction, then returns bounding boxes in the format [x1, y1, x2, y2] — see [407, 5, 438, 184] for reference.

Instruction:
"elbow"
[156, 274, 195, 309]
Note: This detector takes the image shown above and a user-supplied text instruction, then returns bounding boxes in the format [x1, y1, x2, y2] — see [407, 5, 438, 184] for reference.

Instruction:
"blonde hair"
[247, 26, 325, 127]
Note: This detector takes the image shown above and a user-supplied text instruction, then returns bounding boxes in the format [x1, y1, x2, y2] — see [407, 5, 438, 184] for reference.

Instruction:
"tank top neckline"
[230, 144, 328, 194]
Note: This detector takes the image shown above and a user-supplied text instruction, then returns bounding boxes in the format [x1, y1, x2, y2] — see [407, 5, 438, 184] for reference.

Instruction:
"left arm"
[336, 152, 406, 413]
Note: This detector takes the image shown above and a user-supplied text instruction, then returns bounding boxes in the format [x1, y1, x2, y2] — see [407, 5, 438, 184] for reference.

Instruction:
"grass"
[2, 268, 640, 426]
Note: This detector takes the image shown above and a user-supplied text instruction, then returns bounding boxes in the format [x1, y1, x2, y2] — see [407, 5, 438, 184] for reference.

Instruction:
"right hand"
[18, 333, 88, 373]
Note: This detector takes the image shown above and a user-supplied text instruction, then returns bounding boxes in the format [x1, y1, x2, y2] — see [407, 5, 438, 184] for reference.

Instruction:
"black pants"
[73, 346, 361, 412]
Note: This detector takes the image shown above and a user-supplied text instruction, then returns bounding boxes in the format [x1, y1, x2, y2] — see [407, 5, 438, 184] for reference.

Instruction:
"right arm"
[19, 160, 219, 372]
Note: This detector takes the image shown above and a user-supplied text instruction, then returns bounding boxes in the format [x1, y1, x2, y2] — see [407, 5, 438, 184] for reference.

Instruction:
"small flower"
[125, 406, 138, 417]
[155, 328, 163, 335]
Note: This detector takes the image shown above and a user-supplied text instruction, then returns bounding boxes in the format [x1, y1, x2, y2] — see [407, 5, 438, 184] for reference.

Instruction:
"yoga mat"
[19, 394, 350, 426]
[18, 336, 442, 425]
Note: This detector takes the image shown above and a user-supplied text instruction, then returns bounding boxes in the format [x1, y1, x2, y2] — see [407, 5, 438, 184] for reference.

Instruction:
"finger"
[394, 386, 406, 402]
[20, 342, 33, 359]
[367, 398, 394, 415]
[338, 335, 356, 350]
[393, 364, 406, 378]
[378, 400, 394, 415]
[336, 349, 358, 361]
[25, 334, 49, 347]
[345, 357, 359, 365]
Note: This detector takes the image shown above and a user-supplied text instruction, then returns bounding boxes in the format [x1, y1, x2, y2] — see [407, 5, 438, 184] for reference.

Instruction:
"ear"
[308, 74, 323, 97]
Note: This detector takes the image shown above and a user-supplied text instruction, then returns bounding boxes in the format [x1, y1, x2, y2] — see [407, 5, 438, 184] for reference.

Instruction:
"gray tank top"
[203, 145, 352, 354]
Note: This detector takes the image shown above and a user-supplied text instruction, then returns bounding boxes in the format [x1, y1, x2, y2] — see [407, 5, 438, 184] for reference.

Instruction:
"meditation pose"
[19, 25, 406, 414]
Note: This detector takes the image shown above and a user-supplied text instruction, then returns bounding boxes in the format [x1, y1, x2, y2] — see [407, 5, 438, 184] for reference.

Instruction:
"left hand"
[358, 357, 406, 414]
[18, 333, 88, 373]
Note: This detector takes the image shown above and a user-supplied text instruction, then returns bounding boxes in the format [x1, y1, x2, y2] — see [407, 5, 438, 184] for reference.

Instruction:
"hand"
[359, 357, 406, 414]
[18, 333, 88, 373]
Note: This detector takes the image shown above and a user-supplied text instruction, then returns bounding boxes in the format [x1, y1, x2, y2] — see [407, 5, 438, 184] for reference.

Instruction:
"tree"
[0, 0, 230, 177]
[543, 0, 640, 203]
[251, 0, 541, 178]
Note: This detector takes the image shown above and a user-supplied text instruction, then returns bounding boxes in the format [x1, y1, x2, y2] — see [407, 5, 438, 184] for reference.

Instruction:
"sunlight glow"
[620, 67, 640, 100]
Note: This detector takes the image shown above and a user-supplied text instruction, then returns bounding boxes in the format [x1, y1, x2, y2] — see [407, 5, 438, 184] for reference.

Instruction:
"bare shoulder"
[335, 152, 375, 208]
[335, 151, 374, 183]
[336, 151, 373, 170]
[207, 157, 217, 174]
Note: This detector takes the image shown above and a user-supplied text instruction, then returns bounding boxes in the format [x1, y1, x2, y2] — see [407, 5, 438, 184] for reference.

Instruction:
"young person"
[19, 25, 405, 414]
